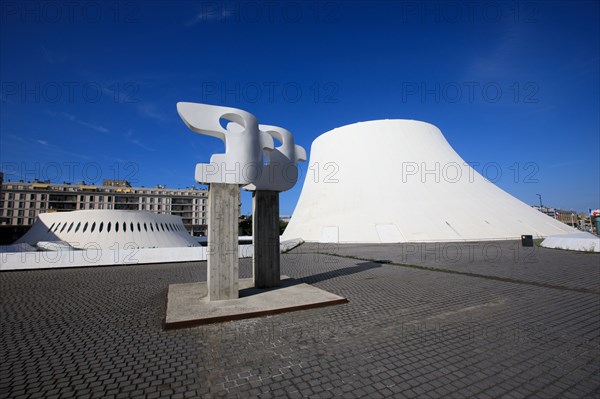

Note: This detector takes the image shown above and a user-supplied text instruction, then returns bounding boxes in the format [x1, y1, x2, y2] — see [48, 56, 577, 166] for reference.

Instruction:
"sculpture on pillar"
[177, 101, 305, 296]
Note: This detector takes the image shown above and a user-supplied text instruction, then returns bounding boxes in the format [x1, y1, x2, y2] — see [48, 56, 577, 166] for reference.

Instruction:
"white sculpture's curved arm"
[244, 125, 307, 192]
[177, 102, 274, 184]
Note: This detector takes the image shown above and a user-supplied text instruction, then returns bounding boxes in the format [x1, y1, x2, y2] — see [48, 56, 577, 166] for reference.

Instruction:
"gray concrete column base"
[253, 190, 280, 288]
[207, 183, 239, 301]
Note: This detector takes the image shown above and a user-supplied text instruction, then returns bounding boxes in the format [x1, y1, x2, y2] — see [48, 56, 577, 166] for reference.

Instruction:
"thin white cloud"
[36, 140, 48, 146]
[184, 8, 234, 27]
[44, 110, 109, 133]
[125, 129, 154, 151]
[77, 120, 109, 133]
[137, 103, 167, 122]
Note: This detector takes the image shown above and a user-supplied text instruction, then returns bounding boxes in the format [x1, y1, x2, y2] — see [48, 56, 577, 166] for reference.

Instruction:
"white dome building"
[16, 210, 199, 249]
[282, 120, 577, 243]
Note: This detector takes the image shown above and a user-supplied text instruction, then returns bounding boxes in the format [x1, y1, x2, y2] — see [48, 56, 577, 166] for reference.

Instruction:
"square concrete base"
[164, 276, 348, 329]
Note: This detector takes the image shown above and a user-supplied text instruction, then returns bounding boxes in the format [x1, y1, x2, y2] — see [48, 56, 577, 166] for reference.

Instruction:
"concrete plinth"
[164, 276, 348, 329]
[253, 190, 280, 288]
[207, 183, 240, 300]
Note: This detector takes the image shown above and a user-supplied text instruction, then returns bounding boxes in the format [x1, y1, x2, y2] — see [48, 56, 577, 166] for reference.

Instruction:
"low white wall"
[541, 232, 600, 252]
[0, 245, 254, 271]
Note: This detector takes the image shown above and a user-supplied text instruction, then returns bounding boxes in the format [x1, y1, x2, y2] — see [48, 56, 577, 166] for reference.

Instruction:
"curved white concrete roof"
[283, 120, 577, 243]
[16, 210, 199, 249]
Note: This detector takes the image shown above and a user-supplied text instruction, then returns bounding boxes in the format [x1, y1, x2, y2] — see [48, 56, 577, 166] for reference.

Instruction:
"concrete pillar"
[207, 183, 239, 300]
[253, 190, 280, 288]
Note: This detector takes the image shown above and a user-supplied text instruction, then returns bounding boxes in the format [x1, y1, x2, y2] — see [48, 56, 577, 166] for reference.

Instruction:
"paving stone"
[1, 244, 599, 398]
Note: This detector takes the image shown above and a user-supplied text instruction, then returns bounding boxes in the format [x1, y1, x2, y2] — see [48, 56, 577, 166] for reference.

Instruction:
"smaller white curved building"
[16, 210, 199, 249]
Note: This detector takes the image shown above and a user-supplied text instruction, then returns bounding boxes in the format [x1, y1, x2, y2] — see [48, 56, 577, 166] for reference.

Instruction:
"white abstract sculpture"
[244, 125, 307, 192]
[177, 101, 306, 292]
[176, 102, 274, 185]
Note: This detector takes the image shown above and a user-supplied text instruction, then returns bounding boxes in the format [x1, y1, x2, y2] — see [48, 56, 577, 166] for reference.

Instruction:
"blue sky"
[1, 1, 598, 215]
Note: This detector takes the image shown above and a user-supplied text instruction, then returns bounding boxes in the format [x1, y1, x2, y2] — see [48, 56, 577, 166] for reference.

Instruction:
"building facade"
[0, 180, 208, 236]
[532, 206, 581, 228]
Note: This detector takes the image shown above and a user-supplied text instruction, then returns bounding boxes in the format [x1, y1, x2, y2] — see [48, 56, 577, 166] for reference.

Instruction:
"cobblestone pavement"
[1, 242, 599, 398]
[300, 241, 600, 293]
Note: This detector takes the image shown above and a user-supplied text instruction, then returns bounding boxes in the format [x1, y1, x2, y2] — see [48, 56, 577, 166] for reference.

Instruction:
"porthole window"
[91, 222, 96, 233]
[115, 222, 119, 232]
[107, 222, 111, 233]
[48, 223, 55, 232]
[143, 223, 147, 231]
[75, 222, 81, 233]
[99, 222, 104, 233]
[60, 223, 67, 233]
[130, 222, 134, 231]
[83, 222, 88, 233]
[67, 222, 74, 233]
[137, 222, 141, 232]
[123, 222, 127, 232]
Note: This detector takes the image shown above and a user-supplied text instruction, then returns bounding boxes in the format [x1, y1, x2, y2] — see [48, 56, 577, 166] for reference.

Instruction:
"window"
[98, 196, 103, 202]
[137, 222, 141, 232]
[115, 222, 119, 232]
[30, 193, 35, 200]
[60, 223, 67, 233]
[99, 222, 104, 232]
[75, 222, 81, 233]
[80, 195, 84, 201]
[89, 204, 94, 209]
[123, 222, 127, 232]
[67, 222, 74, 233]
[83, 222, 88, 233]
[48, 223, 55, 232]
[107, 222, 111, 233]
[30, 201, 35, 208]
[91, 222, 96, 233]
[89, 195, 94, 201]
[143, 223, 147, 231]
